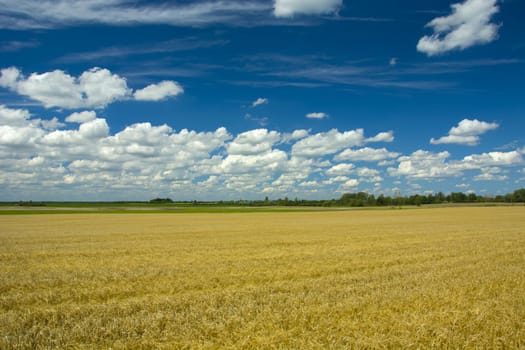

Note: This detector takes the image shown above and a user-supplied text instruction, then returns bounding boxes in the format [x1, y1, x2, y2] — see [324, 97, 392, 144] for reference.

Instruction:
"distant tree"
[512, 188, 525, 202]
[435, 192, 446, 203]
[467, 193, 478, 202]
[449, 192, 467, 203]
[413, 195, 423, 207]
[149, 198, 174, 204]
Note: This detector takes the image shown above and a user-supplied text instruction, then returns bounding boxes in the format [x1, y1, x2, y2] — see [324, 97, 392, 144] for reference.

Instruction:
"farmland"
[1, 207, 524, 349]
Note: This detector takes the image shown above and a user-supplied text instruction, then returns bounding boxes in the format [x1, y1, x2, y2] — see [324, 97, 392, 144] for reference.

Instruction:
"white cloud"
[12, 68, 84, 109]
[326, 163, 355, 176]
[388, 149, 522, 180]
[461, 151, 522, 168]
[431, 118, 499, 146]
[0, 67, 131, 109]
[281, 129, 309, 143]
[340, 178, 359, 189]
[226, 129, 281, 155]
[0, 104, 63, 134]
[292, 128, 365, 158]
[0, 124, 44, 146]
[80, 68, 132, 107]
[299, 180, 319, 187]
[474, 173, 508, 181]
[356, 167, 383, 183]
[417, 0, 500, 56]
[0, 105, 521, 200]
[40, 117, 64, 131]
[335, 147, 400, 162]
[1, 67, 185, 109]
[449, 118, 499, 136]
[389, 57, 398, 66]
[0, 67, 20, 88]
[0, 104, 31, 126]
[252, 97, 268, 107]
[323, 175, 349, 185]
[41, 119, 110, 148]
[388, 150, 456, 179]
[366, 130, 394, 143]
[306, 112, 329, 119]
[274, 0, 342, 18]
[219, 150, 288, 175]
[134, 81, 184, 101]
[65, 111, 97, 123]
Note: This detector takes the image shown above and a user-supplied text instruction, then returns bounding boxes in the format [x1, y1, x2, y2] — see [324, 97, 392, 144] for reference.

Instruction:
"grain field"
[1, 207, 524, 349]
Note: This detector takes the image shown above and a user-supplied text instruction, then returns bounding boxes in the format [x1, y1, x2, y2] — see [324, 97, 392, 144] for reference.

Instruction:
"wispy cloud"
[256, 57, 454, 90]
[395, 59, 521, 75]
[306, 112, 329, 119]
[0, 0, 273, 29]
[57, 38, 229, 63]
[0, 40, 39, 52]
[274, 0, 342, 18]
[231, 54, 522, 91]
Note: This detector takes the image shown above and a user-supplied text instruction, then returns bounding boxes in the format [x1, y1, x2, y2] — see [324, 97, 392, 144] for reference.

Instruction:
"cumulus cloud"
[474, 172, 508, 181]
[326, 163, 355, 176]
[134, 81, 184, 101]
[299, 180, 319, 187]
[252, 97, 268, 107]
[274, 0, 342, 18]
[417, 0, 500, 56]
[430, 118, 499, 146]
[461, 151, 522, 168]
[335, 147, 400, 162]
[281, 129, 309, 143]
[0, 67, 20, 88]
[1, 105, 522, 200]
[0, 104, 31, 126]
[366, 130, 394, 143]
[0, 67, 183, 109]
[306, 112, 329, 120]
[65, 111, 97, 123]
[0, 104, 63, 131]
[0, 124, 44, 147]
[226, 129, 281, 155]
[388, 149, 522, 180]
[388, 150, 456, 179]
[219, 150, 288, 175]
[356, 167, 383, 182]
[0, 67, 131, 109]
[340, 178, 359, 189]
[292, 128, 366, 158]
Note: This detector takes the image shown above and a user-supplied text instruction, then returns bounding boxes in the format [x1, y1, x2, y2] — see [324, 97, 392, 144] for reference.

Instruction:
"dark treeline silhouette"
[165, 188, 525, 207]
[149, 197, 174, 204]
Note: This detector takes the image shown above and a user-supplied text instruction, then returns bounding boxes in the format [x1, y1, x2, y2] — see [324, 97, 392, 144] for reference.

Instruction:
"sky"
[0, 0, 524, 201]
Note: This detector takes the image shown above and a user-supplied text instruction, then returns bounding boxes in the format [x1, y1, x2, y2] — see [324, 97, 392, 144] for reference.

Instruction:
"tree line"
[156, 188, 525, 207]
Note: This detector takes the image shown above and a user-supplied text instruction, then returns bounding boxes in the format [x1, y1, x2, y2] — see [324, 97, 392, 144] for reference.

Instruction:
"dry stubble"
[1, 207, 524, 349]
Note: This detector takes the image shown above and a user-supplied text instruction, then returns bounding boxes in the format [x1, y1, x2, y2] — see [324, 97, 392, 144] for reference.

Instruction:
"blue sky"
[0, 0, 524, 201]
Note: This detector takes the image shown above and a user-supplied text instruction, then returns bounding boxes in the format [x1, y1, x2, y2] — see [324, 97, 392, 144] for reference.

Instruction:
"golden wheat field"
[1, 207, 524, 349]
